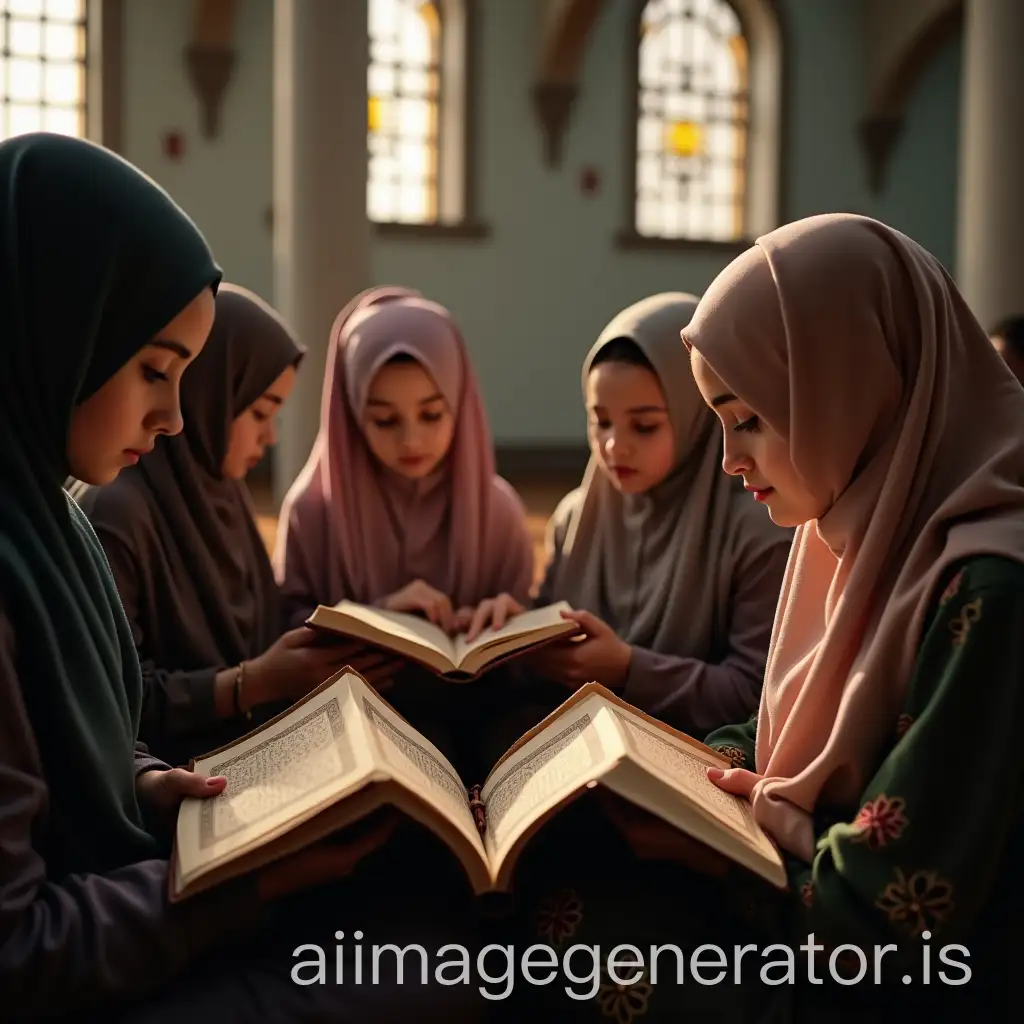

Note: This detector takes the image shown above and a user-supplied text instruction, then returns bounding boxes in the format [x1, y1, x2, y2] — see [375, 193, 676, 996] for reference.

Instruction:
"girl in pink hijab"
[273, 287, 534, 769]
[274, 286, 533, 626]
[509, 215, 1024, 1021]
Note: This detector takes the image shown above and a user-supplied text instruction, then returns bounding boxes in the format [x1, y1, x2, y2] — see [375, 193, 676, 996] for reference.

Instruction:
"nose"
[264, 417, 278, 446]
[605, 429, 632, 459]
[152, 400, 184, 438]
[721, 434, 751, 476]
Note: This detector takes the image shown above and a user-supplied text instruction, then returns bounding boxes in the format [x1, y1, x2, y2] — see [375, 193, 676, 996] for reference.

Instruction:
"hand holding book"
[524, 608, 632, 689]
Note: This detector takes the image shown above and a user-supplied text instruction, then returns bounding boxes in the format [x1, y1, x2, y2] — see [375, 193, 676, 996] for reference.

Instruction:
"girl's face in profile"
[67, 288, 216, 485]
[222, 364, 298, 480]
[690, 348, 824, 527]
[586, 361, 675, 495]
[361, 358, 455, 480]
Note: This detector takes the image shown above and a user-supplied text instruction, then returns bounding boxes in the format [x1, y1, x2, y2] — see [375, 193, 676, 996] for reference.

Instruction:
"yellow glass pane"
[368, 95, 383, 133]
[666, 121, 703, 157]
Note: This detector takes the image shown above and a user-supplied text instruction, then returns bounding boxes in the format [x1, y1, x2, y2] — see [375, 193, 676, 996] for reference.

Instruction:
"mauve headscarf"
[274, 287, 533, 621]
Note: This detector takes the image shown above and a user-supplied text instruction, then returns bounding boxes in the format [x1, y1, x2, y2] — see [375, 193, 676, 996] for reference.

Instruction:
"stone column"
[955, 0, 1024, 331]
[272, 0, 370, 506]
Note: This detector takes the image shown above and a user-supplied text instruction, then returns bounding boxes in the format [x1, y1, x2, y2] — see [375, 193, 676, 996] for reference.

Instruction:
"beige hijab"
[552, 292, 784, 661]
[683, 213, 1024, 861]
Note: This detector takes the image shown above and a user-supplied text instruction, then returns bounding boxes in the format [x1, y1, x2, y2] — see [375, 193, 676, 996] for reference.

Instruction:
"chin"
[391, 460, 440, 480]
[763, 501, 808, 529]
[70, 464, 121, 486]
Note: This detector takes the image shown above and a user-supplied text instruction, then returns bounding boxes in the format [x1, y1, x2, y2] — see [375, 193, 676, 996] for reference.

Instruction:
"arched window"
[628, 0, 781, 246]
[0, 0, 86, 142]
[367, 0, 476, 230]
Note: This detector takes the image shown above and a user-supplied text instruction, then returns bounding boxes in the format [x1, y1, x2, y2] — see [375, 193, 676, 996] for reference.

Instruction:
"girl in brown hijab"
[528, 292, 791, 736]
[74, 284, 377, 766]
[510, 216, 1024, 1021]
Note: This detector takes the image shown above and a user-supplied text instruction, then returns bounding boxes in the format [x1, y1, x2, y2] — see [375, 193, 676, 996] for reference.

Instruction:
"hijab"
[683, 213, 1024, 861]
[550, 292, 786, 659]
[73, 284, 304, 670]
[274, 286, 533, 610]
[0, 133, 221, 875]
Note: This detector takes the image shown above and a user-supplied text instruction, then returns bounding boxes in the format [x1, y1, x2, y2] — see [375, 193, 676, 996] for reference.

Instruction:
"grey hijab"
[550, 292, 783, 658]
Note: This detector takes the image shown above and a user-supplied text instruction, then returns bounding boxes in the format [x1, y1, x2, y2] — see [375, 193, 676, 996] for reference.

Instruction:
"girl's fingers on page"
[466, 601, 492, 642]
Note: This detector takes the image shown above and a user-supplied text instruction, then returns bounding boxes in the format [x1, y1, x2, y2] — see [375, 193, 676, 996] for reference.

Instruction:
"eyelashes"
[733, 415, 760, 433]
[371, 411, 446, 430]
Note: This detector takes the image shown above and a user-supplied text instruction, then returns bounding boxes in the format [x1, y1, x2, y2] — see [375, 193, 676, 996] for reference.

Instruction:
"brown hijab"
[684, 213, 1024, 861]
[550, 292, 787, 659]
[74, 283, 305, 670]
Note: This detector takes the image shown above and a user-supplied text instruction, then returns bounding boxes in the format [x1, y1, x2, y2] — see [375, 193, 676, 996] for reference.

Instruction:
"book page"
[451, 601, 573, 665]
[359, 691, 485, 856]
[610, 707, 763, 845]
[325, 602, 456, 663]
[177, 681, 366, 881]
[480, 694, 620, 864]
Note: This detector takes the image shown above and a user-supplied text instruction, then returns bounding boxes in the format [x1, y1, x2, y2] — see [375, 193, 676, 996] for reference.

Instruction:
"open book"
[169, 669, 786, 902]
[304, 600, 577, 680]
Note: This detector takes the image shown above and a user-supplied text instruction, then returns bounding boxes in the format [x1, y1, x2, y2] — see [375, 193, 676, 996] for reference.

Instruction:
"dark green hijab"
[0, 133, 221, 875]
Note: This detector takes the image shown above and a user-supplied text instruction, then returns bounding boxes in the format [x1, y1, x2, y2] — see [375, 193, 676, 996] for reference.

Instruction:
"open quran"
[304, 600, 577, 680]
[168, 669, 786, 901]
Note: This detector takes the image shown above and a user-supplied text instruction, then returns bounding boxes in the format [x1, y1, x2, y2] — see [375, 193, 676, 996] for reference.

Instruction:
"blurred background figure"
[990, 315, 1024, 385]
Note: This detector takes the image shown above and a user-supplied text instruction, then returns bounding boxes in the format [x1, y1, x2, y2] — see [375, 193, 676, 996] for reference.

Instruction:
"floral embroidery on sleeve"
[713, 744, 747, 768]
[939, 570, 964, 606]
[850, 794, 908, 849]
[875, 868, 954, 936]
[596, 966, 652, 1024]
[535, 887, 584, 948]
[800, 880, 814, 907]
[949, 597, 982, 647]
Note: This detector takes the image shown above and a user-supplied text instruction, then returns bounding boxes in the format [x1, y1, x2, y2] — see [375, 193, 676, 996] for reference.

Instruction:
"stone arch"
[532, 0, 608, 166]
[859, 0, 962, 193]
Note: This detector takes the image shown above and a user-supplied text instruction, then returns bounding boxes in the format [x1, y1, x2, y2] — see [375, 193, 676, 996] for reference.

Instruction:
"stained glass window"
[0, 0, 86, 142]
[634, 0, 749, 242]
[368, 0, 442, 224]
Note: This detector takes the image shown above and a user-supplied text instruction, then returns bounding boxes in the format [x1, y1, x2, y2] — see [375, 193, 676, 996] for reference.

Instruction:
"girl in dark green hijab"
[0, 133, 485, 1023]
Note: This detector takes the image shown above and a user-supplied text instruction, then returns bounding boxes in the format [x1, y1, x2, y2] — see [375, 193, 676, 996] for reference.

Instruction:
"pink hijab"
[684, 214, 1024, 861]
[274, 286, 533, 616]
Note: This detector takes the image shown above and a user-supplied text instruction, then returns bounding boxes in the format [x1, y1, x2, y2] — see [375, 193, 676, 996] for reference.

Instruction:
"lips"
[610, 466, 637, 478]
[745, 484, 775, 502]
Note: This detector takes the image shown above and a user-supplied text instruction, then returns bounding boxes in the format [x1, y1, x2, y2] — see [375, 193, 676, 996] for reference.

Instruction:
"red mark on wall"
[162, 131, 185, 160]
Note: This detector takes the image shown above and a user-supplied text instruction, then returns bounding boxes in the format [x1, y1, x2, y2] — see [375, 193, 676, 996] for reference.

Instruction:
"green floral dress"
[506, 555, 1024, 1023]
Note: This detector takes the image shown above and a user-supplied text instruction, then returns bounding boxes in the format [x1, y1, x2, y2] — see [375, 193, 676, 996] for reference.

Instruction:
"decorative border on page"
[484, 714, 593, 844]
[361, 696, 468, 811]
[611, 709, 759, 835]
[198, 697, 345, 848]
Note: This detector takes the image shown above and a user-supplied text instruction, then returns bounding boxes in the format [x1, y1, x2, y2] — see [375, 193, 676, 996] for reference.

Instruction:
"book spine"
[468, 784, 486, 838]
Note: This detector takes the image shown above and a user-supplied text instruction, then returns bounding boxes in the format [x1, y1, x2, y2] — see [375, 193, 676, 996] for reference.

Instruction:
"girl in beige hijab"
[528, 292, 791, 737]
[511, 215, 1024, 1020]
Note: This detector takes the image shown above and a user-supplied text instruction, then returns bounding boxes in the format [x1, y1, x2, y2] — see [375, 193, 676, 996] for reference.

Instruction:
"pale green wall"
[120, 0, 962, 445]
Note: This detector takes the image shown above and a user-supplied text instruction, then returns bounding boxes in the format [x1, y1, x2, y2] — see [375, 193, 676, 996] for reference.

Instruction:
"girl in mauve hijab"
[274, 287, 535, 772]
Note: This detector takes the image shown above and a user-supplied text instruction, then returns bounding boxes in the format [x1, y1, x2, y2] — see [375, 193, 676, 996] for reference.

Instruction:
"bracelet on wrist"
[232, 661, 253, 721]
